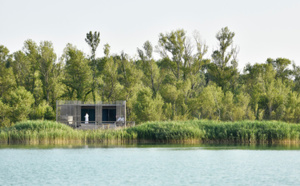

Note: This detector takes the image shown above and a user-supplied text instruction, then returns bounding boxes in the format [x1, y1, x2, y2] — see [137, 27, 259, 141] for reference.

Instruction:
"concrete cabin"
[56, 100, 128, 129]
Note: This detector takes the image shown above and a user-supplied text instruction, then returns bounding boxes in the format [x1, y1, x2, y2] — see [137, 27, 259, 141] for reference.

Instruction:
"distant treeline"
[1, 27, 300, 127]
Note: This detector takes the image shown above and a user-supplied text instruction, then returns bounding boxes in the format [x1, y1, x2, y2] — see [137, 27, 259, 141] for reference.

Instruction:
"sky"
[1, 0, 300, 71]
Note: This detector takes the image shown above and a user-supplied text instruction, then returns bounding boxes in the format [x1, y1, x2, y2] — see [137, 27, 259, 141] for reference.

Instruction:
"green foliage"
[127, 120, 300, 143]
[2, 87, 34, 123]
[0, 120, 136, 144]
[100, 56, 122, 101]
[157, 29, 186, 80]
[0, 46, 16, 97]
[0, 100, 11, 127]
[1, 27, 300, 127]
[137, 41, 163, 96]
[30, 100, 55, 120]
[85, 31, 101, 102]
[2, 120, 300, 144]
[134, 87, 164, 123]
[208, 27, 239, 92]
[62, 44, 92, 100]
[127, 121, 204, 142]
[198, 84, 223, 120]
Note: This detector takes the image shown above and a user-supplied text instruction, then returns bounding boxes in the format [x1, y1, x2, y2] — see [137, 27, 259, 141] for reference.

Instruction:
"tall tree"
[188, 32, 209, 97]
[208, 27, 239, 92]
[137, 41, 163, 96]
[38, 41, 57, 102]
[117, 52, 143, 120]
[85, 31, 100, 103]
[157, 29, 186, 81]
[0, 45, 15, 97]
[62, 44, 92, 100]
[100, 55, 122, 102]
[23, 39, 43, 105]
[12, 51, 30, 88]
[267, 58, 292, 81]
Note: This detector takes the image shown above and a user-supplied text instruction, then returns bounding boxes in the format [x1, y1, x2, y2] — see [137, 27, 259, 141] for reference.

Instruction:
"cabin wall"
[95, 105, 102, 124]
[56, 100, 126, 126]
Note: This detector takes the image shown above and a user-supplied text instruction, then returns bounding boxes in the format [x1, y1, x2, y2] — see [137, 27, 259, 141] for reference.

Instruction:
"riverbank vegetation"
[0, 120, 137, 144]
[1, 120, 300, 145]
[1, 27, 300, 128]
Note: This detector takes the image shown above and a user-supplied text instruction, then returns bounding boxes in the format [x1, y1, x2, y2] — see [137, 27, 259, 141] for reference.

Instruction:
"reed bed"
[126, 121, 204, 142]
[0, 120, 137, 145]
[126, 120, 300, 144]
[1, 120, 300, 145]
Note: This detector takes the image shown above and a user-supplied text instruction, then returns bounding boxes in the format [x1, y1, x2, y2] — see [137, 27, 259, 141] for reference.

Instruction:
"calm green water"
[1, 145, 300, 185]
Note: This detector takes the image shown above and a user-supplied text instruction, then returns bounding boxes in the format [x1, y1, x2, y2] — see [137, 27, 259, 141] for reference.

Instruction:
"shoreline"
[2, 120, 300, 145]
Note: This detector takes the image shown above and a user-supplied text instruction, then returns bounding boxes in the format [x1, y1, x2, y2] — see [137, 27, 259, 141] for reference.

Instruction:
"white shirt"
[84, 114, 89, 123]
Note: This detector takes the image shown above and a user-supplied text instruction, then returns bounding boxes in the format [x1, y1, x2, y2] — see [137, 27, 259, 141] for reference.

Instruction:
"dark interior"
[81, 106, 95, 124]
[102, 107, 116, 122]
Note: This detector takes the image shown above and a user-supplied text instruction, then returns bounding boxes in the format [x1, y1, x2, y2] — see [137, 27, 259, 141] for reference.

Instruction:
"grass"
[1, 120, 300, 145]
[195, 120, 300, 143]
[126, 121, 204, 142]
[0, 120, 137, 145]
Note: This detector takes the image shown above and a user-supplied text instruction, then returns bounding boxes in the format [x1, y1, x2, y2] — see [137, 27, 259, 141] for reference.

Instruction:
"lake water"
[1, 144, 300, 185]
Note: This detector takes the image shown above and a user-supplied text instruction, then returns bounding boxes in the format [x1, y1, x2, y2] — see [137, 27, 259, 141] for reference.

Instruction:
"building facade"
[56, 100, 126, 127]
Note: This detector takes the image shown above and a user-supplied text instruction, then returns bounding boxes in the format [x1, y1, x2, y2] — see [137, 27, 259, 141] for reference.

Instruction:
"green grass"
[126, 121, 204, 142]
[0, 120, 137, 144]
[1, 120, 300, 145]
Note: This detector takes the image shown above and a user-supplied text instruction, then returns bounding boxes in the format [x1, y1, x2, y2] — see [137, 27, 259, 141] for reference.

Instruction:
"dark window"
[102, 109, 116, 122]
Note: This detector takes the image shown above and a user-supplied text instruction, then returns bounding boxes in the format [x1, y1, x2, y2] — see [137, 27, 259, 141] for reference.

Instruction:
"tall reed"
[0, 120, 137, 145]
[1, 120, 300, 145]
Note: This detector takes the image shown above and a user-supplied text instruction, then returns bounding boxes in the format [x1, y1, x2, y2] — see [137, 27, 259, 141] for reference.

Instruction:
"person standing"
[85, 113, 89, 124]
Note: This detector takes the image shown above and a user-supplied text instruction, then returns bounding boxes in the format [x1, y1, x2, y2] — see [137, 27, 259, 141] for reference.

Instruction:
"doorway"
[81, 106, 95, 124]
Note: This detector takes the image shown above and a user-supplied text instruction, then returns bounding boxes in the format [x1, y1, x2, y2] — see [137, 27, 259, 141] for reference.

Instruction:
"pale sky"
[1, 0, 300, 71]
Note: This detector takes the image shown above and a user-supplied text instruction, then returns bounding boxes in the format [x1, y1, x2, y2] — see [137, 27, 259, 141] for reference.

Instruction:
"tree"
[85, 31, 101, 103]
[11, 51, 31, 88]
[243, 63, 265, 119]
[137, 41, 163, 96]
[38, 41, 57, 102]
[2, 87, 34, 123]
[188, 32, 209, 98]
[198, 84, 223, 120]
[293, 63, 300, 92]
[157, 29, 186, 81]
[207, 27, 239, 92]
[23, 39, 43, 105]
[117, 52, 143, 120]
[0, 99, 11, 127]
[244, 62, 291, 120]
[267, 58, 292, 81]
[62, 44, 92, 100]
[0, 45, 16, 97]
[133, 87, 164, 123]
[284, 92, 300, 123]
[30, 100, 55, 120]
[101, 56, 122, 102]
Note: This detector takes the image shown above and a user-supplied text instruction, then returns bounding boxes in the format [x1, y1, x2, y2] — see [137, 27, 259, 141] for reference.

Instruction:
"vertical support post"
[75, 103, 77, 128]
[124, 101, 126, 128]
[56, 100, 58, 122]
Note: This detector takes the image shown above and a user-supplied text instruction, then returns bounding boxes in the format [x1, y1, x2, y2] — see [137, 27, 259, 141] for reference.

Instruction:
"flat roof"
[57, 104, 121, 106]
